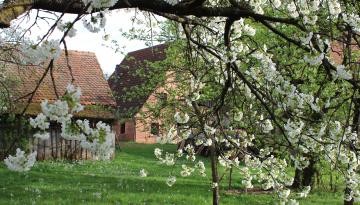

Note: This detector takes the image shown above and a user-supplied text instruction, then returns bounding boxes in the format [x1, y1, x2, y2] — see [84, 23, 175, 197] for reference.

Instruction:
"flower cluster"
[82, 0, 117, 12]
[163, 0, 179, 6]
[82, 12, 107, 33]
[196, 161, 206, 177]
[233, 18, 256, 37]
[80, 123, 114, 160]
[20, 40, 61, 65]
[154, 148, 175, 165]
[27, 84, 114, 162]
[262, 119, 274, 133]
[166, 176, 176, 187]
[334, 65, 352, 80]
[29, 113, 49, 130]
[174, 112, 189, 124]
[180, 164, 194, 177]
[4, 148, 37, 172]
[343, 13, 360, 33]
[57, 20, 77, 38]
[139, 169, 148, 177]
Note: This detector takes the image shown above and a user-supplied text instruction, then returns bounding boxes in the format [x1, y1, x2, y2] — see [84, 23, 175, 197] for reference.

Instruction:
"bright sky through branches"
[17, 10, 150, 76]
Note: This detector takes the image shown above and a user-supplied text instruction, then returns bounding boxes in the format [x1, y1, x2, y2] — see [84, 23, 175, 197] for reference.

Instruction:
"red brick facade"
[109, 44, 168, 144]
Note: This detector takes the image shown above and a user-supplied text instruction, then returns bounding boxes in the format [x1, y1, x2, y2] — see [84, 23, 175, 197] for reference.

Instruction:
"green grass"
[0, 143, 345, 204]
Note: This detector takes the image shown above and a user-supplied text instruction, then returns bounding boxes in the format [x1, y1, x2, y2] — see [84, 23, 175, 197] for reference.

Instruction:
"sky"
[17, 10, 157, 75]
[62, 11, 150, 75]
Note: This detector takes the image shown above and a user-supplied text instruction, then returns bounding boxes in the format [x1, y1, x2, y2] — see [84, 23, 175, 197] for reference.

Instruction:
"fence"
[1, 120, 115, 160]
[30, 124, 94, 160]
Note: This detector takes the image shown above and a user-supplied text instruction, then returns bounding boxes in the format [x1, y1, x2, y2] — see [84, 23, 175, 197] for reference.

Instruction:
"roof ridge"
[127, 43, 167, 56]
[62, 49, 96, 55]
[108, 43, 168, 114]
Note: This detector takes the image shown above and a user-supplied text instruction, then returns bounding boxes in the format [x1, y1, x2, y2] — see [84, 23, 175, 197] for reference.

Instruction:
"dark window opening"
[150, 123, 159, 135]
[158, 93, 168, 101]
[120, 123, 126, 134]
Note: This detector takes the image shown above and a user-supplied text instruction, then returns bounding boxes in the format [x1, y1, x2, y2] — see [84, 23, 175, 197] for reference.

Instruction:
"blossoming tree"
[0, 0, 360, 205]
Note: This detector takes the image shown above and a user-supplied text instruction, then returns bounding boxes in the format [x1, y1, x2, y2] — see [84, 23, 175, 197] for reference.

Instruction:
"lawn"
[0, 142, 344, 205]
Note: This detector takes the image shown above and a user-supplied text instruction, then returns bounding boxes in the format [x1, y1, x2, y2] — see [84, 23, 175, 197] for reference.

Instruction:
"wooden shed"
[0, 50, 117, 160]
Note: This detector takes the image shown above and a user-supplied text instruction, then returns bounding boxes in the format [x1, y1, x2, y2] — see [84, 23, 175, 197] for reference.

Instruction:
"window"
[150, 123, 159, 135]
[158, 93, 168, 101]
[158, 92, 168, 106]
[120, 123, 126, 134]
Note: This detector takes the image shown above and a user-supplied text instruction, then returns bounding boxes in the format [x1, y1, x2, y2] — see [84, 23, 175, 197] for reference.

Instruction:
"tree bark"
[210, 144, 220, 205]
[228, 166, 233, 190]
[302, 157, 316, 187]
[344, 98, 360, 205]
[291, 168, 302, 189]
[344, 187, 354, 205]
[0, 0, 301, 28]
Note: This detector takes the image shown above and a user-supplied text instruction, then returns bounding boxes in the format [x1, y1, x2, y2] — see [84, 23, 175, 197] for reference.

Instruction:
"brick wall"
[114, 72, 176, 144]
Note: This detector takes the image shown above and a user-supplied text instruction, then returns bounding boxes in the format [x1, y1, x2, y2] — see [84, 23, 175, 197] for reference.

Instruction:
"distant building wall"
[114, 120, 135, 142]
[114, 72, 178, 144]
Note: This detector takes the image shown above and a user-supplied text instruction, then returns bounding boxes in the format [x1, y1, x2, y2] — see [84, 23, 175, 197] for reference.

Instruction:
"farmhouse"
[0, 50, 117, 160]
[108, 44, 169, 144]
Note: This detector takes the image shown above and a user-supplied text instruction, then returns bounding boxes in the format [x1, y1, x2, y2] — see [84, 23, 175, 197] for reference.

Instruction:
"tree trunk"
[344, 98, 360, 205]
[330, 171, 334, 191]
[228, 166, 233, 190]
[210, 144, 220, 205]
[302, 157, 316, 187]
[344, 187, 354, 205]
[291, 168, 302, 189]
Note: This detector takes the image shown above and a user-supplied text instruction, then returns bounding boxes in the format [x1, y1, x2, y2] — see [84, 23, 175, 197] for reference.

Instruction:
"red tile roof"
[108, 44, 168, 115]
[5, 50, 116, 119]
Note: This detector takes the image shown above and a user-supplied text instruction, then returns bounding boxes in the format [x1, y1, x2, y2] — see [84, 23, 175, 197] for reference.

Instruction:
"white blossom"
[196, 161, 206, 177]
[29, 113, 49, 130]
[33, 132, 50, 141]
[176, 149, 183, 157]
[204, 124, 216, 135]
[139, 169, 148, 177]
[180, 164, 194, 177]
[272, 0, 281, 9]
[287, 2, 299, 18]
[162, 153, 175, 166]
[335, 65, 352, 80]
[278, 189, 291, 200]
[174, 112, 190, 124]
[154, 148, 163, 160]
[343, 13, 360, 33]
[82, 13, 107, 33]
[303, 53, 324, 65]
[82, 0, 118, 12]
[298, 186, 311, 198]
[204, 138, 213, 146]
[234, 111, 243, 121]
[301, 32, 313, 45]
[20, 40, 62, 65]
[4, 148, 37, 172]
[163, 0, 179, 6]
[166, 176, 176, 187]
[288, 199, 299, 205]
[80, 135, 114, 160]
[57, 20, 77, 38]
[328, 0, 341, 17]
[243, 24, 256, 36]
[262, 119, 274, 133]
